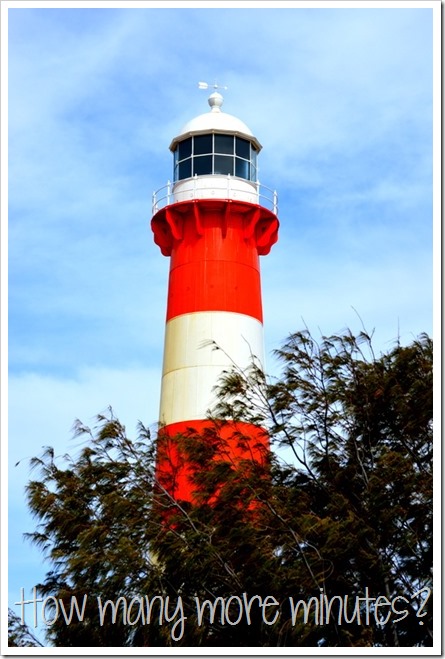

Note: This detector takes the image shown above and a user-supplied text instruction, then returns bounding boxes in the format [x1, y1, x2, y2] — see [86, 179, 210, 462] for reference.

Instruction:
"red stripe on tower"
[151, 87, 279, 503]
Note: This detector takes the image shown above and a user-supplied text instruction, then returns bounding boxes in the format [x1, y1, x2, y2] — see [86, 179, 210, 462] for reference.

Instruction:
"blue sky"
[4, 1, 436, 644]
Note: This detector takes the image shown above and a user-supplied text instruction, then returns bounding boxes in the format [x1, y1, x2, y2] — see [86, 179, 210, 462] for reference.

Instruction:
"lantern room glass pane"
[235, 137, 250, 159]
[214, 134, 234, 155]
[214, 155, 234, 176]
[193, 155, 212, 176]
[178, 159, 192, 179]
[178, 138, 192, 160]
[235, 158, 250, 179]
[194, 134, 213, 155]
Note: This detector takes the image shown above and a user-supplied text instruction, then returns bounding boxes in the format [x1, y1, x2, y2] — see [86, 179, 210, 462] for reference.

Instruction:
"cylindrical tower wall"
[152, 197, 278, 502]
[152, 197, 278, 423]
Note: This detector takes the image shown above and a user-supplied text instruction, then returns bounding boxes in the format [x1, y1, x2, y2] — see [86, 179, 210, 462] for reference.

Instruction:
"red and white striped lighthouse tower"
[151, 87, 279, 502]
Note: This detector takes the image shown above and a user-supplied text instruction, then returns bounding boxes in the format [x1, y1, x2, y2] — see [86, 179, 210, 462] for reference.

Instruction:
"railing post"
[273, 190, 277, 215]
[152, 190, 156, 215]
[167, 180, 171, 207]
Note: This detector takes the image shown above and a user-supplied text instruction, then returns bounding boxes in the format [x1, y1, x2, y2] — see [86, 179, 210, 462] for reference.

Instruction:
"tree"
[20, 329, 433, 647]
[8, 609, 43, 647]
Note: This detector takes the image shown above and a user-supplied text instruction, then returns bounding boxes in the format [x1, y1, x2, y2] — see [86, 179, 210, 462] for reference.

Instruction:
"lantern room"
[152, 91, 276, 211]
[170, 91, 261, 181]
[172, 132, 258, 182]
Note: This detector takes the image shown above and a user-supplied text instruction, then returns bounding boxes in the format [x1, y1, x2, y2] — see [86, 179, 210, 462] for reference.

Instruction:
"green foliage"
[23, 330, 433, 647]
[8, 609, 43, 647]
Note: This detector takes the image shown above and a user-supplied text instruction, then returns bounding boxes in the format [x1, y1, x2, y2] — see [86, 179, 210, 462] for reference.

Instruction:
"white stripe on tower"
[159, 311, 264, 427]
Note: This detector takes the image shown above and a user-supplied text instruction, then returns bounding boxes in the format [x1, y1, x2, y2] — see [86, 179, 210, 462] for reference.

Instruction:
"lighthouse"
[151, 87, 279, 503]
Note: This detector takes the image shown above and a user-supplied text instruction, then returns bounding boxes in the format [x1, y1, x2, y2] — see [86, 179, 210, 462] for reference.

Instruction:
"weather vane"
[198, 81, 228, 92]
